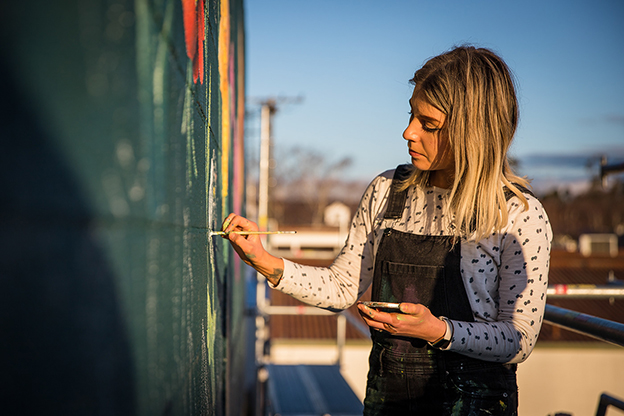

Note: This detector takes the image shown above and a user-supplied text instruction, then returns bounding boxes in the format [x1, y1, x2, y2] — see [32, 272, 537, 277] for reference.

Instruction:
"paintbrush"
[210, 230, 297, 236]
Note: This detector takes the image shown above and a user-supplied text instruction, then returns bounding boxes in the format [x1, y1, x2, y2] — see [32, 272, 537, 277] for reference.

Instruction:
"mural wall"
[0, 0, 247, 415]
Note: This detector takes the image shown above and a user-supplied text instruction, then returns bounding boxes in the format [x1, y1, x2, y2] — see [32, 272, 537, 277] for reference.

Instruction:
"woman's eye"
[408, 112, 441, 133]
[422, 125, 441, 133]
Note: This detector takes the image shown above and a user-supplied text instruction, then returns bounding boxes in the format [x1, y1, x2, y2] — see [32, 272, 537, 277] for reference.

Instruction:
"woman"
[222, 46, 551, 415]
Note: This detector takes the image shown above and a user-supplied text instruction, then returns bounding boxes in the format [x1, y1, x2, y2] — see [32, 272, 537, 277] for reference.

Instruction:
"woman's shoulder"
[365, 168, 399, 189]
[504, 183, 534, 201]
[358, 167, 407, 208]
[378, 167, 398, 181]
[504, 186, 550, 228]
[505, 184, 542, 205]
[503, 184, 544, 208]
[373, 164, 414, 184]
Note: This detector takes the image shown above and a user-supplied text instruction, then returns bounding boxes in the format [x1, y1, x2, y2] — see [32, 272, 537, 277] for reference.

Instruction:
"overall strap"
[504, 183, 535, 201]
[384, 169, 534, 220]
[384, 164, 413, 219]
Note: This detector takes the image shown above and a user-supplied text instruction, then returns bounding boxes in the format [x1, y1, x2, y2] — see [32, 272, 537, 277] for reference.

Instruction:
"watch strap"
[430, 316, 453, 350]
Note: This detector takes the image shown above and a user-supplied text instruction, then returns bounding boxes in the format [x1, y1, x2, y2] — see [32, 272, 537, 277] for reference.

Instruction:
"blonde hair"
[402, 46, 529, 241]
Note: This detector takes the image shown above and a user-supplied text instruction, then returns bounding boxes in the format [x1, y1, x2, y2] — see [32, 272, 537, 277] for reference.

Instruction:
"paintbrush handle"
[211, 230, 297, 236]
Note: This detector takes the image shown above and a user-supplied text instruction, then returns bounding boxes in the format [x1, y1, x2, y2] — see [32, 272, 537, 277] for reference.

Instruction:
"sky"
[243, 0, 624, 194]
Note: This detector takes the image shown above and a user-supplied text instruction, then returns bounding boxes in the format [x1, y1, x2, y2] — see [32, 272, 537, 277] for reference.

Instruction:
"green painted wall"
[0, 1, 248, 415]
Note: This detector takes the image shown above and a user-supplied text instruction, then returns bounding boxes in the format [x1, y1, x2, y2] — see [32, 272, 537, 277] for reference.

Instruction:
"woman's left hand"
[356, 302, 447, 343]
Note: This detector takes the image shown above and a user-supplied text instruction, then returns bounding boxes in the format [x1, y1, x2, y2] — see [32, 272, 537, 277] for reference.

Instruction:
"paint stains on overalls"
[363, 165, 518, 416]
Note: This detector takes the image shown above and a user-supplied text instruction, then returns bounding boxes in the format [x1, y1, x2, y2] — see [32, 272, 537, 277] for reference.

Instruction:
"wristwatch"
[429, 316, 453, 350]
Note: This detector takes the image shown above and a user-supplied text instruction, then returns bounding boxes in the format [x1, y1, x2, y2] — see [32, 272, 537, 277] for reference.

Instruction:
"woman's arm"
[223, 172, 393, 311]
[447, 195, 552, 363]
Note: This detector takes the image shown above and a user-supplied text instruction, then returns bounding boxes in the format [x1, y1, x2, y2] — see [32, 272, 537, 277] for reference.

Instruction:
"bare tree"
[541, 178, 624, 240]
[271, 146, 353, 225]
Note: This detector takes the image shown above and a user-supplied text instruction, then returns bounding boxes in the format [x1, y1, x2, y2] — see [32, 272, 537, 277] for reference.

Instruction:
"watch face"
[433, 339, 451, 349]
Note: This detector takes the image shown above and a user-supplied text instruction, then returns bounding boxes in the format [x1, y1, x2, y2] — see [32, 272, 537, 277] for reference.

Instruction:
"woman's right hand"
[221, 213, 285, 286]
[357, 302, 447, 343]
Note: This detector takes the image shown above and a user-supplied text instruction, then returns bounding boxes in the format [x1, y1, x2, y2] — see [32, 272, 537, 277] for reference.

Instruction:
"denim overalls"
[364, 165, 518, 416]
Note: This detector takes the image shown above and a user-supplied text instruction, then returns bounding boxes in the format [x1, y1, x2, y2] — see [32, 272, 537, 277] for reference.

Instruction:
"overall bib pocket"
[378, 261, 449, 318]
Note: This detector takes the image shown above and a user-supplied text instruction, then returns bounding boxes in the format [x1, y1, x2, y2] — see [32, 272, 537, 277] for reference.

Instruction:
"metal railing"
[258, 284, 624, 366]
[544, 304, 624, 347]
[546, 284, 624, 299]
[259, 304, 369, 366]
[544, 281, 624, 346]
[595, 393, 624, 416]
[544, 285, 624, 416]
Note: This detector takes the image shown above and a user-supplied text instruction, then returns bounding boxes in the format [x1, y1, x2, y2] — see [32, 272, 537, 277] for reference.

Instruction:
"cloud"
[519, 149, 624, 169]
[605, 114, 624, 125]
[576, 114, 624, 126]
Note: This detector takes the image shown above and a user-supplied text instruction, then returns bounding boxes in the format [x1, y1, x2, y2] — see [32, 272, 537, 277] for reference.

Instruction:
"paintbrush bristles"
[210, 230, 297, 236]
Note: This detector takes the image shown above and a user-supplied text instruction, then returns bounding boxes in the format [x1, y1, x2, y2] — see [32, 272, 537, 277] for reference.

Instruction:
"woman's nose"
[403, 120, 419, 142]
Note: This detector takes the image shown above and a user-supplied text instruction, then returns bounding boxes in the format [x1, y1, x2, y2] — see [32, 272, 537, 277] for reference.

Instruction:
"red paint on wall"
[182, 0, 205, 84]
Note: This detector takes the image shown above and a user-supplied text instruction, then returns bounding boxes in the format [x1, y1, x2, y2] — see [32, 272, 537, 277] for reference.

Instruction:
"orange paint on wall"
[219, 0, 231, 203]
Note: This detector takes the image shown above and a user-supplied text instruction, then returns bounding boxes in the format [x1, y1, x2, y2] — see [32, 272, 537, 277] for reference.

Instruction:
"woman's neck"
[428, 170, 454, 189]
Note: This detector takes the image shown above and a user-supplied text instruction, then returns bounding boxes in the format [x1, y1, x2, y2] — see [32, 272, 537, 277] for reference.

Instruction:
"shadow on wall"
[0, 57, 135, 415]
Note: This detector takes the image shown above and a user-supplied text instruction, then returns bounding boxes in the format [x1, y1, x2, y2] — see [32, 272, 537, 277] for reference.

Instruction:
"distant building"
[579, 233, 619, 257]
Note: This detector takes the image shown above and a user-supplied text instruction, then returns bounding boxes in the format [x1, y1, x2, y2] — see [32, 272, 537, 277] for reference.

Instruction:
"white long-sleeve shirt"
[274, 169, 552, 364]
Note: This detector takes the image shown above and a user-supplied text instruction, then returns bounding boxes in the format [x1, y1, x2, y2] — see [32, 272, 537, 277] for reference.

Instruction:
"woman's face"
[403, 93, 454, 188]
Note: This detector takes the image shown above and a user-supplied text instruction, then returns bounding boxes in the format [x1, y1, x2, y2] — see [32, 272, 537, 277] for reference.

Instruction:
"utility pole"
[255, 96, 303, 232]
[257, 99, 276, 233]
[600, 155, 624, 188]
[251, 96, 302, 416]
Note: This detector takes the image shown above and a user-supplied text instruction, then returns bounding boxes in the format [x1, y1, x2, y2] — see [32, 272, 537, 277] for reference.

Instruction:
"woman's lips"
[409, 149, 423, 158]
